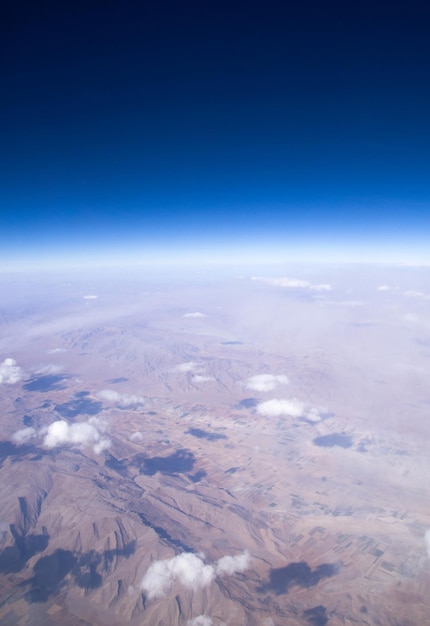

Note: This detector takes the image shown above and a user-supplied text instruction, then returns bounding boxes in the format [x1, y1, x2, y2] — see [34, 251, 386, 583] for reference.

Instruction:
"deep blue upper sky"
[1, 1, 429, 264]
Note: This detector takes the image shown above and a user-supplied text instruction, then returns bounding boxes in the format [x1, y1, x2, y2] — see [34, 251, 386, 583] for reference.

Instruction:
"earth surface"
[0, 263, 429, 626]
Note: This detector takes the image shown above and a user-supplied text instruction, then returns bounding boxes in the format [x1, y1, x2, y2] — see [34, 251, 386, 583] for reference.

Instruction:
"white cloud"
[256, 398, 305, 418]
[83, 294, 98, 299]
[43, 417, 111, 454]
[192, 375, 215, 383]
[175, 362, 200, 373]
[130, 431, 144, 443]
[252, 277, 331, 291]
[377, 285, 391, 291]
[216, 551, 250, 576]
[306, 407, 325, 423]
[245, 374, 289, 392]
[0, 358, 23, 384]
[97, 389, 145, 407]
[425, 530, 430, 557]
[187, 617, 214, 626]
[141, 550, 250, 600]
[12, 427, 37, 444]
[183, 312, 206, 318]
[47, 348, 67, 354]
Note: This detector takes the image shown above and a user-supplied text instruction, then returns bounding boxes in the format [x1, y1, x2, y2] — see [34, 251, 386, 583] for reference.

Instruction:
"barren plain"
[0, 264, 429, 625]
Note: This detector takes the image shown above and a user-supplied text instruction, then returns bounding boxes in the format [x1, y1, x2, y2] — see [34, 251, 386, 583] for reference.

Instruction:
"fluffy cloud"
[97, 389, 145, 407]
[257, 398, 305, 417]
[83, 294, 98, 299]
[192, 375, 215, 383]
[425, 530, 430, 557]
[216, 551, 250, 576]
[12, 427, 37, 444]
[377, 285, 391, 291]
[183, 312, 206, 318]
[306, 407, 325, 423]
[0, 358, 23, 384]
[43, 417, 111, 454]
[141, 550, 250, 600]
[187, 617, 214, 626]
[245, 374, 289, 392]
[252, 277, 331, 291]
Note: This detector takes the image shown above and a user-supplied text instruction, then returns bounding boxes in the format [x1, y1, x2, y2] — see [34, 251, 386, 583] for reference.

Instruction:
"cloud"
[306, 407, 325, 423]
[187, 617, 214, 626]
[175, 362, 200, 373]
[43, 417, 111, 454]
[83, 294, 98, 299]
[257, 398, 305, 417]
[192, 375, 215, 383]
[97, 389, 145, 407]
[216, 551, 250, 576]
[141, 550, 250, 600]
[47, 348, 67, 354]
[377, 285, 391, 291]
[0, 358, 23, 384]
[425, 530, 430, 557]
[245, 374, 289, 392]
[130, 431, 144, 442]
[252, 277, 331, 291]
[12, 427, 37, 444]
[183, 312, 206, 318]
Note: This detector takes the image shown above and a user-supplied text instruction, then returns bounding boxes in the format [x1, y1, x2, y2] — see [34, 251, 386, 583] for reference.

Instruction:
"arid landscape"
[1, 264, 430, 625]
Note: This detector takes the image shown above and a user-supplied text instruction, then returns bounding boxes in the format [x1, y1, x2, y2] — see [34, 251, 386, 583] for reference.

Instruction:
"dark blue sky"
[2, 1, 430, 264]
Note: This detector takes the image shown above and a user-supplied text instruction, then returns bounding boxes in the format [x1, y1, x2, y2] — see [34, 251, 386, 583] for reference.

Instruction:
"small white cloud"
[306, 407, 325, 423]
[245, 374, 289, 392]
[425, 530, 430, 557]
[43, 417, 111, 454]
[216, 551, 250, 576]
[377, 285, 391, 291]
[141, 550, 250, 601]
[141, 552, 214, 600]
[0, 358, 23, 384]
[97, 389, 145, 407]
[12, 427, 37, 444]
[47, 348, 67, 354]
[252, 277, 331, 291]
[183, 312, 206, 318]
[130, 431, 144, 443]
[192, 375, 215, 383]
[257, 398, 305, 417]
[83, 294, 98, 299]
[187, 617, 214, 626]
[175, 362, 200, 373]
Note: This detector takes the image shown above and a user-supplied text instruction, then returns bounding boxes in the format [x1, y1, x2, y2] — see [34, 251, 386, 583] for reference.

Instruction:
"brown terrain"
[0, 265, 429, 625]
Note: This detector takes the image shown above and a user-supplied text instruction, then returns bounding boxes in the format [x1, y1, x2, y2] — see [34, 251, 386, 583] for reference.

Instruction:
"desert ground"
[1, 263, 429, 625]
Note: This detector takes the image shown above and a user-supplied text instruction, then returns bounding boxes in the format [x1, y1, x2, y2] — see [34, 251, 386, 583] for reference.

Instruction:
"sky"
[1, 0, 430, 266]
